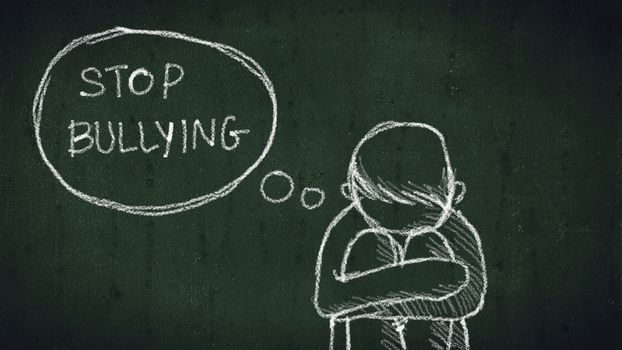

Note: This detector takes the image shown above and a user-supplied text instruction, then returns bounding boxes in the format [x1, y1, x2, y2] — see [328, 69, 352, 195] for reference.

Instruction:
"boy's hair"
[349, 160, 452, 208]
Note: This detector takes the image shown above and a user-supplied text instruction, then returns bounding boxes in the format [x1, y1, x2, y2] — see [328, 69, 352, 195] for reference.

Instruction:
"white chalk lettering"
[118, 122, 138, 153]
[139, 121, 159, 153]
[181, 119, 188, 154]
[193, 119, 216, 149]
[68, 120, 94, 157]
[128, 68, 154, 96]
[163, 63, 184, 99]
[221, 115, 250, 151]
[155, 121, 174, 158]
[66, 118, 248, 158]
[79, 64, 185, 99]
[79, 68, 105, 97]
[104, 65, 129, 98]
[35, 28, 278, 216]
[94, 121, 115, 153]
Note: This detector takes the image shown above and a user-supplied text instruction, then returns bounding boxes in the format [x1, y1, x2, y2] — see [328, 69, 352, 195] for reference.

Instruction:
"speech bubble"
[33, 27, 277, 216]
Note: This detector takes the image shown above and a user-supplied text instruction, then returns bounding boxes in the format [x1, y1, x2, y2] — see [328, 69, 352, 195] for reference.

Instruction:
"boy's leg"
[426, 319, 470, 350]
[380, 318, 408, 350]
[330, 318, 470, 350]
[331, 318, 404, 350]
[328, 318, 352, 350]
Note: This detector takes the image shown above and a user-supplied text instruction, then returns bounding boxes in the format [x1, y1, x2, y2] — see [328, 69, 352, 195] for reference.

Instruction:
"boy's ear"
[340, 183, 352, 200]
[454, 181, 466, 204]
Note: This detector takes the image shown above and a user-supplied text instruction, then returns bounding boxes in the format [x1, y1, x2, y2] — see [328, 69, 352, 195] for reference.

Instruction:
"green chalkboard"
[1, 1, 621, 349]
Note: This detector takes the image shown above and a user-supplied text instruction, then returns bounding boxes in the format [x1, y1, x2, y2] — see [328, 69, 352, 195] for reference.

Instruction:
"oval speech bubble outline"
[32, 27, 278, 216]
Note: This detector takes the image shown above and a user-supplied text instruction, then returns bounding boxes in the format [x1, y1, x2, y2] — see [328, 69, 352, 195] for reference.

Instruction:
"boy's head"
[343, 122, 464, 233]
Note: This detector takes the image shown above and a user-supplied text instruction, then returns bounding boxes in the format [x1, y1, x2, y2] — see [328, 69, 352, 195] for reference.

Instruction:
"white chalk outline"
[300, 187, 326, 210]
[348, 122, 456, 234]
[259, 170, 294, 203]
[33, 27, 278, 216]
[314, 122, 487, 350]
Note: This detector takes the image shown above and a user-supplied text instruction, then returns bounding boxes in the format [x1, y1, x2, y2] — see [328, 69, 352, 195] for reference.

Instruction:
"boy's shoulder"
[440, 209, 478, 236]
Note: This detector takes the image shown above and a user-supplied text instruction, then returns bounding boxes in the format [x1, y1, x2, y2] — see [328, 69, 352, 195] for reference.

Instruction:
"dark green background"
[1, 0, 621, 348]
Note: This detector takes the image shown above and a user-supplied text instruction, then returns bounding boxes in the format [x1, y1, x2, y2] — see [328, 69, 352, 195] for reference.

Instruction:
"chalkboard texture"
[1, 0, 620, 349]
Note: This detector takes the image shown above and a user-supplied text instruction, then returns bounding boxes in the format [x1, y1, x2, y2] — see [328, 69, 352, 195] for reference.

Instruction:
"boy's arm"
[314, 204, 469, 319]
[370, 211, 486, 320]
[432, 211, 487, 318]
[317, 258, 468, 318]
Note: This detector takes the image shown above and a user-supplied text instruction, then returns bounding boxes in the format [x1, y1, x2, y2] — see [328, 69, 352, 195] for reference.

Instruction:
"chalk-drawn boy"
[314, 121, 486, 349]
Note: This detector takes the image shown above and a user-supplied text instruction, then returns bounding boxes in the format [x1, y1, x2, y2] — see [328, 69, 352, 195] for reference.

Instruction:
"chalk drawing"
[259, 170, 327, 210]
[314, 121, 487, 349]
[260, 170, 295, 203]
[301, 187, 326, 210]
[33, 27, 278, 216]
